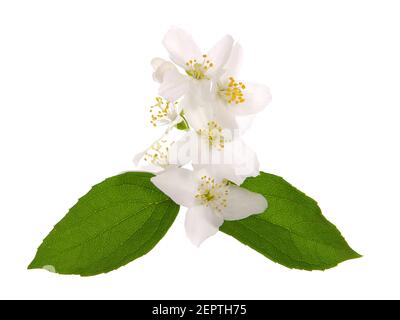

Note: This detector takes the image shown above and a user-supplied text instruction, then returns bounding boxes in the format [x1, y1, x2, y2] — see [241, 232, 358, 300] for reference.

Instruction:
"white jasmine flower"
[133, 137, 174, 173]
[149, 96, 182, 128]
[151, 27, 234, 102]
[136, 28, 272, 247]
[133, 128, 187, 173]
[169, 97, 260, 184]
[152, 28, 271, 134]
[151, 58, 189, 102]
[212, 43, 272, 118]
[189, 127, 259, 185]
[146, 29, 267, 184]
[163, 26, 234, 81]
[151, 168, 268, 246]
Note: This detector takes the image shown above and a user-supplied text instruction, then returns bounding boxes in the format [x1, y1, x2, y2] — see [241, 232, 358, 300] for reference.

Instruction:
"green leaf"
[220, 172, 361, 270]
[28, 172, 179, 276]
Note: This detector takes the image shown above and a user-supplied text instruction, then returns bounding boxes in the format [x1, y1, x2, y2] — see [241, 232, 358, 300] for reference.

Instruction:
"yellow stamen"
[149, 97, 179, 127]
[197, 121, 226, 150]
[143, 139, 171, 168]
[185, 54, 214, 80]
[220, 77, 246, 105]
[195, 176, 229, 213]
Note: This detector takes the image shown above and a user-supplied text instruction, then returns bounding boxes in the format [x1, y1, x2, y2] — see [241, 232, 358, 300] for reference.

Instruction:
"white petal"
[151, 167, 197, 207]
[151, 58, 176, 83]
[159, 68, 189, 101]
[221, 185, 267, 221]
[167, 131, 193, 167]
[133, 150, 145, 166]
[193, 164, 243, 186]
[151, 57, 167, 72]
[133, 149, 171, 173]
[235, 114, 256, 134]
[184, 94, 239, 132]
[184, 105, 212, 131]
[230, 83, 272, 116]
[214, 100, 239, 130]
[227, 138, 260, 181]
[181, 84, 214, 131]
[221, 42, 244, 79]
[193, 138, 259, 185]
[207, 35, 234, 76]
[151, 57, 189, 101]
[185, 206, 223, 246]
[163, 27, 202, 69]
[133, 145, 177, 174]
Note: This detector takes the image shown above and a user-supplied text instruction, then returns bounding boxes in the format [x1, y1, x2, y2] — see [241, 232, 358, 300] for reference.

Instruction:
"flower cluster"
[135, 27, 271, 246]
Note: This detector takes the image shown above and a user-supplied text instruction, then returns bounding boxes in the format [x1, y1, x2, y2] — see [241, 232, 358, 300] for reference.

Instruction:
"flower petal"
[185, 206, 224, 246]
[207, 35, 234, 76]
[184, 95, 239, 132]
[159, 68, 189, 101]
[151, 167, 197, 207]
[235, 114, 256, 133]
[181, 82, 214, 131]
[193, 138, 259, 185]
[151, 58, 176, 83]
[133, 150, 145, 166]
[221, 42, 244, 79]
[229, 83, 272, 116]
[167, 131, 193, 167]
[221, 185, 267, 221]
[193, 163, 253, 186]
[163, 27, 202, 69]
[133, 148, 173, 174]
[183, 103, 211, 131]
[214, 100, 239, 130]
[151, 57, 168, 72]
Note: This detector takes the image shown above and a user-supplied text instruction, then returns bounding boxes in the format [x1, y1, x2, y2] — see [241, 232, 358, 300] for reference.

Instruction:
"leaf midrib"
[40, 199, 170, 260]
[227, 220, 330, 270]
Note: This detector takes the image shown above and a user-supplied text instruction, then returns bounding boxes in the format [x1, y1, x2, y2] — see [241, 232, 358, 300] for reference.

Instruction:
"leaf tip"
[27, 257, 38, 270]
[350, 250, 363, 260]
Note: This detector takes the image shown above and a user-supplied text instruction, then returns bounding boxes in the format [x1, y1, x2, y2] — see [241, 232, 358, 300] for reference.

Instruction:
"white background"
[1, 0, 399, 300]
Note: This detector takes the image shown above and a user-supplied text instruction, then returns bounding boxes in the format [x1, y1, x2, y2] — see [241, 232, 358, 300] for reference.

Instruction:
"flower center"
[150, 97, 178, 127]
[197, 121, 226, 150]
[185, 54, 214, 80]
[195, 176, 229, 213]
[144, 139, 172, 168]
[219, 77, 246, 104]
